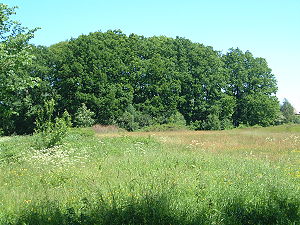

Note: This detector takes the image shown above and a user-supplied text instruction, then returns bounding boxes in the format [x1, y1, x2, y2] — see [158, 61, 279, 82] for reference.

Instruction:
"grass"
[0, 125, 299, 224]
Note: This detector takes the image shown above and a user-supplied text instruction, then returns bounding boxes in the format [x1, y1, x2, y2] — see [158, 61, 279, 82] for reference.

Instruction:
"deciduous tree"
[280, 98, 296, 123]
[0, 4, 39, 134]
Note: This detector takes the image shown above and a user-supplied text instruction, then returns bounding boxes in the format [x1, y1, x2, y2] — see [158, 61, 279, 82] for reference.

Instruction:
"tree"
[177, 39, 233, 130]
[280, 98, 296, 123]
[239, 93, 279, 126]
[10, 28, 281, 133]
[48, 31, 134, 125]
[223, 48, 279, 127]
[0, 4, 39, 134]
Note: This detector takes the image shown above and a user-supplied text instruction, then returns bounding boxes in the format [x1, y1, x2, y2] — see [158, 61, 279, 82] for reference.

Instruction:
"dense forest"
[0, 4, 283, 135]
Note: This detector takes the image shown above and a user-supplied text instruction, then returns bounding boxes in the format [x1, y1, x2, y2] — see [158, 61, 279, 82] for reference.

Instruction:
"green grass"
[0, 126, 299, 224]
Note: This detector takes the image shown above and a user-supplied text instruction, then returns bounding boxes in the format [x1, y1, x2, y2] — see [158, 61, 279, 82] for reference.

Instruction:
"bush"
[34, 99, 72, 149]
[294, 115, 300, 124]
[220, 118, 234, 130]
[237, 123, 250, 129]
[117, 111, 139, 131]
[167, 112, 186, 126]
[117, 110, 186, 132]
[134, 112, 154, 128]
[74, 103, 95, 127]
[116, 105, 155, 131]
[191, 114, 221, 130]
[204, 114, 221, 130]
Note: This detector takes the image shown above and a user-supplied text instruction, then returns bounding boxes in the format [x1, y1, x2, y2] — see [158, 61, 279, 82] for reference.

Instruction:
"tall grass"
[0, 126, 299, 224]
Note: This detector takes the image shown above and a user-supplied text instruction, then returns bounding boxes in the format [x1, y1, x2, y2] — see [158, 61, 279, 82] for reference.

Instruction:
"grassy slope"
[0, 126, 299, 224]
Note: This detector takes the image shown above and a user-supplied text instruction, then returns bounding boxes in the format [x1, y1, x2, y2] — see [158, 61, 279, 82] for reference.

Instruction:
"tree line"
[1, 4, 295, 135]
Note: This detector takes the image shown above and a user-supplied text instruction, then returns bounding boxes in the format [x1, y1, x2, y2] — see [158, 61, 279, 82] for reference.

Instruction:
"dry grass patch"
[96, 126, 300, 163]
[92, 124, 124, 134]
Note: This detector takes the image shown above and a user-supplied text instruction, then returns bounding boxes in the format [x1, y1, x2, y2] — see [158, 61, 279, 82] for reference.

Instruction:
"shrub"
[117, 111, 139, 131]
[237, 123, 250, 129]
[204, 114, 221, 130]
[117, 110, 187, 132]
[191, 114, 221, 130]
[294, 115, 300, 124]
[134, 112, 154, 128]
[34, 99, 72, 149]
[116, 105, 154, 131]
[74, 103, 95, 127]
[220, 118, 234, 130]
[167, 112, 186, 126]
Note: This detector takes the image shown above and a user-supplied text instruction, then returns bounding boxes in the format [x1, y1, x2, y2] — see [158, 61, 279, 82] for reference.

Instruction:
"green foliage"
[166, 111, 186, 126]
[236, 123, 250, 129]
[0, 3, 39, 135]
[275, 111, 285, 125]
[191, 114, 221, 130]
[223, 48, 279, 127]
[203, 114, 221, 130]
[294, 115, 300, 124]
[191, 114, 234, 130]
[280, 98, 296, 123]
[1, 7, 280, 133]
[240, 94, 279, 126]
[74, 103, 95, 127]
[34, 99, 71, 149]
[116, 108, 187, 132]
[116, 105, 140, 131]
[220, 118, 234, 130]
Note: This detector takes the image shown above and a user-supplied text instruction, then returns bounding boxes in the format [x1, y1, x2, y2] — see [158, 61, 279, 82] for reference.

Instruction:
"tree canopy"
[0, 3, 39, 134]
[0, 4, 282, 135]
[280, 98, 297, 123]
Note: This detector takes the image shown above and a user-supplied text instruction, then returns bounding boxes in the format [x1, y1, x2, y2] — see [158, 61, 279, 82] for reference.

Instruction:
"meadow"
[0, 125, 299, 224]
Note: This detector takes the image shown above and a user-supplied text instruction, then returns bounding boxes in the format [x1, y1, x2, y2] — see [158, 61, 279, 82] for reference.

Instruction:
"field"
[0, 125, 299, 224]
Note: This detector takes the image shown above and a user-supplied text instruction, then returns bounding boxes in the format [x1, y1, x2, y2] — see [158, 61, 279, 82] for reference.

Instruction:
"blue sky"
[3, 0, 300, 112]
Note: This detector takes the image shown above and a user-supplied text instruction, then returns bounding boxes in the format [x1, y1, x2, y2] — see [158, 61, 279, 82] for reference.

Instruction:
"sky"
[3, 0, 300, 112]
